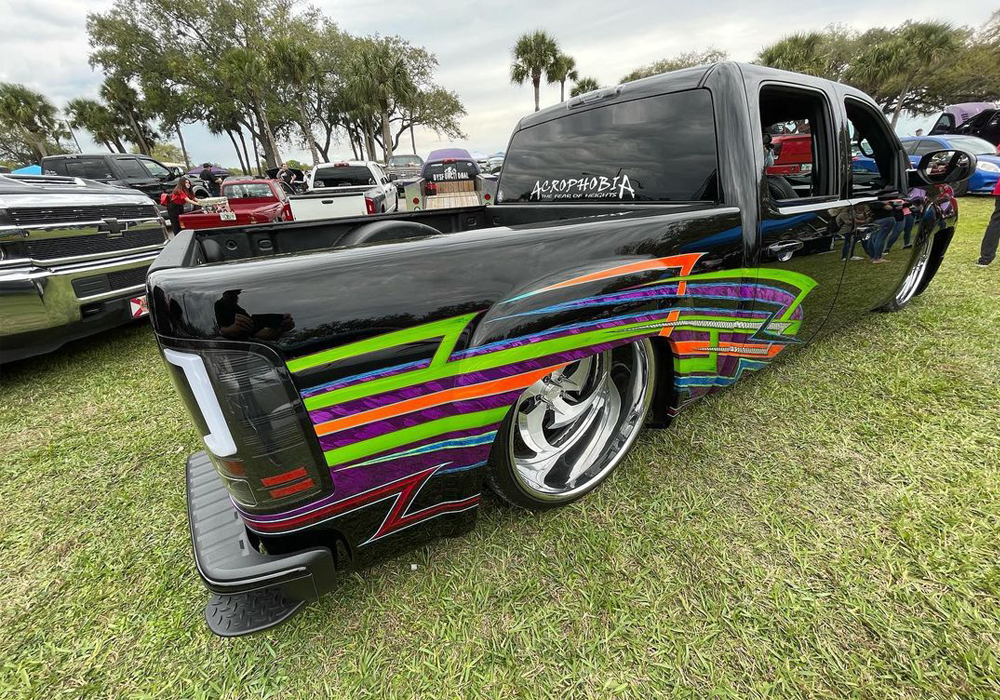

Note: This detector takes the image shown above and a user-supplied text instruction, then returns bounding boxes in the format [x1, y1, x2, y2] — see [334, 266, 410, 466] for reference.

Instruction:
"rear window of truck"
[313, 166, 375, 188]
[499, 89, 719, 203]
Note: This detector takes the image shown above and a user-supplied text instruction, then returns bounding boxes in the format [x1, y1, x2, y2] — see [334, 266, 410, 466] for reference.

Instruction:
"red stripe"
[261, 467, 308, 487]
[269, 478, 315, 499]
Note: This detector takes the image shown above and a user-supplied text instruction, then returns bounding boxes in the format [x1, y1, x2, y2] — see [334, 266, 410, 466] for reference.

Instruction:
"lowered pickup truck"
[290, 160, 399, 220]
[2, 174, 167, 363]
[148, 62, 973, 636]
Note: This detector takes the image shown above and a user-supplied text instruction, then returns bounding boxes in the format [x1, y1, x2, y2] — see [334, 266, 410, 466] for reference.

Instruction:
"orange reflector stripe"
[262, 467, 308, 487]
[269, 478, 315, 499]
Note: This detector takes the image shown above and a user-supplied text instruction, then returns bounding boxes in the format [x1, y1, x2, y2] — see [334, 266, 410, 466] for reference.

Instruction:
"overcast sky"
[0, 0, 992, 166]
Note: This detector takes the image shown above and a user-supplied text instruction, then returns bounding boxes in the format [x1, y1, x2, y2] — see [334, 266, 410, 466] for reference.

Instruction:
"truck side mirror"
[909, 149, 977, 188]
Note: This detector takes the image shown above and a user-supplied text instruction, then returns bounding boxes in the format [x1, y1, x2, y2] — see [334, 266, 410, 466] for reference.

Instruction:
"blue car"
[900, 135, 1000, 195]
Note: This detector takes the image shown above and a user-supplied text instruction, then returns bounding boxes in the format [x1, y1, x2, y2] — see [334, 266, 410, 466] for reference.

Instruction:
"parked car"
[929, 102, 999, 146]
[420, 148, 481, 199]
[149, 62, 971, 636]
[290, 160, 398, 220]
[901, 135, 1000, 195]
[1, 173, 167, 362]
[384, 154, 424, 182]
[178, 178, 294, 231]
[41, 153, 211, 202]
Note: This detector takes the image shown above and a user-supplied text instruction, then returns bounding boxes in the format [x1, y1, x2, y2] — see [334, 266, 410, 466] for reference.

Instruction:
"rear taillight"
[364, 196, 376, 215]
[425, 182, 437, 196]
[164, 346, 326, 512]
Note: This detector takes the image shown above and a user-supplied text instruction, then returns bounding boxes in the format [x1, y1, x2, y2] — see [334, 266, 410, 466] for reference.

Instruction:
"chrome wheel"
[894, 232, 933, 306]
[504, 338, 655, 503]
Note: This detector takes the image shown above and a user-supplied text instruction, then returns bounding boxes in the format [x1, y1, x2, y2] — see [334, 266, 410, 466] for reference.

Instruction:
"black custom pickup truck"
[148, 63, 973, 636]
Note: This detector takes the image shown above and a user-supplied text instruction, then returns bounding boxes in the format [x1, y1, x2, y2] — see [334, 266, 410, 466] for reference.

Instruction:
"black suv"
[40, 153, 213, 202]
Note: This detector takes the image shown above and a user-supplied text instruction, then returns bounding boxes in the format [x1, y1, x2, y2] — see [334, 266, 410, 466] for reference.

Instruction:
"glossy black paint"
[149, 62, 958, 590]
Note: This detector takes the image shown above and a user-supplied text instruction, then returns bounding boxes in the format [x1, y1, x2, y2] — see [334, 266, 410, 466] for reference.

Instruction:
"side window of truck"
[115, 158, 149, 180]
[845, 98, 902, 196]
[498, 89, 720, 203]
[759, 84, 834, 202]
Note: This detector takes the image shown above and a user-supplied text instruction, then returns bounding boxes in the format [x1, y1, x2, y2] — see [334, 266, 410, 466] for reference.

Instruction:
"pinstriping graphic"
[238, 254, 817, 538]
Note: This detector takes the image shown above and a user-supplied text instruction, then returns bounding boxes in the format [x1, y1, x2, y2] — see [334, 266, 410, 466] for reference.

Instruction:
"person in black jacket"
[198, 162, 222, 197]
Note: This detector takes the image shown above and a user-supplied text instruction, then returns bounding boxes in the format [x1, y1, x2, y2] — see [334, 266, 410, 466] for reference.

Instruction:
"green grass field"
[2, 198, 998, 699]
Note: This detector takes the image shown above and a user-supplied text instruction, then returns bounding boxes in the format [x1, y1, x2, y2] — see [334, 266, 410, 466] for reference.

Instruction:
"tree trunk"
[296, 96, 320, 165]
[381, 110, 393, 161]
[251, 134, 262, 175]
[250, 98, 280, 168]
[226, 129, 246, 172]
[533, 77, 540, 112]
[236, 127, 251, 175]
[349, 131, 358, 159]
[560, 80, 565, 103]
[125, 111, 149, 155]
[410, 122, 416, 154]
[890, 70, 917, 129]
[174, 119, 191, 169]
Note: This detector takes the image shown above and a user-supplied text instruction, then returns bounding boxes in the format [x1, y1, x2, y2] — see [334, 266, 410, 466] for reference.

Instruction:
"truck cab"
[41, 153, 210, 202]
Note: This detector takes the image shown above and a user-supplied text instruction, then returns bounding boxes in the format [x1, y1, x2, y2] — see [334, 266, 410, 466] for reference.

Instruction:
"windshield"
[947, 136, 996, 155]
[224, 183, 275, 199]
[313, 166, 375, 188]
[388, 155, 422, 166]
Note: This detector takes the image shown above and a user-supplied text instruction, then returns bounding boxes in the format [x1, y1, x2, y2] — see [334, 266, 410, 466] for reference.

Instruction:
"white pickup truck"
[289, 160, 399, 221]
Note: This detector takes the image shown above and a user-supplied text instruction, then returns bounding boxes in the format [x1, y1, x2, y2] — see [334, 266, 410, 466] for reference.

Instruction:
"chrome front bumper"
[0, 248, 162, 362]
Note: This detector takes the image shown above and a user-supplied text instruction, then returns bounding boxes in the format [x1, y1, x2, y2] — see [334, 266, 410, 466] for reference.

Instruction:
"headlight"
[977, 161, 1000, 173]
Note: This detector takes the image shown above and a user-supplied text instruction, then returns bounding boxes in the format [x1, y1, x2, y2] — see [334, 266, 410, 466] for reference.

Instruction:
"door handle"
[767, 240, 803, 262]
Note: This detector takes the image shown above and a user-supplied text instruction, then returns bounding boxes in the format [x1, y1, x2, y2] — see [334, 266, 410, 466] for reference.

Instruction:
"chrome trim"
[0, 216, 162, 234]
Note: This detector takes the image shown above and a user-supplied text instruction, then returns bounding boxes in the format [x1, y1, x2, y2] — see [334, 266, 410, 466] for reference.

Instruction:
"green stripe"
[304, 319, 657, 412]
[287, 313, 477, 374]
[323, 407, 509, 467]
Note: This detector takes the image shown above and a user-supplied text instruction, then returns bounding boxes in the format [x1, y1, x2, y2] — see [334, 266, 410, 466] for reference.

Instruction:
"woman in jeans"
[165, 177, 203, 235]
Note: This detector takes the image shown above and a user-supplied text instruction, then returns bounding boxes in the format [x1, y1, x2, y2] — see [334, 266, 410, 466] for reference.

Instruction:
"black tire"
[485, 338, 656, 510]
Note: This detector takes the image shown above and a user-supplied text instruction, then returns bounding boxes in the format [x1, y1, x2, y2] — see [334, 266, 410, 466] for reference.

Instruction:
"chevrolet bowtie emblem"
[100, 217, 125, 238]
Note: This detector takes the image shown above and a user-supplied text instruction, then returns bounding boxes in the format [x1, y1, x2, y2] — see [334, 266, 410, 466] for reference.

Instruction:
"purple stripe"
[301, 358, 432, 398]
[317, 391, 518, 451]
[332, 445, 492, 501]
[308, 336, 641, 424]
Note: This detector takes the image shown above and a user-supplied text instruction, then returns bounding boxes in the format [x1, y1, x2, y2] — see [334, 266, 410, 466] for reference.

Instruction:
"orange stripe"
[543, 253, 703, 294]
[670, 340, 781, 358]
[658, 309, 681, 338]
[314, 364, 564, 437]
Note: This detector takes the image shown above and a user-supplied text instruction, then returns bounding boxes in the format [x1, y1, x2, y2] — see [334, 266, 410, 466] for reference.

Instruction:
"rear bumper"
[186, 451, 337, 635]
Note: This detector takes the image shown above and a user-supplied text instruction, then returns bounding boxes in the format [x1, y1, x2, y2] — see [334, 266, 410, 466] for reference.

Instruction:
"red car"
[179, 178, 294, 231]
[766, 133, 813, 178]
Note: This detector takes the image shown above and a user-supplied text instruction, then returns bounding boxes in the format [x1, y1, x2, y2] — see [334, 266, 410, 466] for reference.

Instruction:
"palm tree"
[347, 38, 416, 160]
[757, 33, 829, 77]
[0, 83, 65, 160]
[100, 75, 155, 155]
[547, 53, 578, 102]
[510, 31, 559, 111]
[569, 76, 600, 98]
[66, 97, 126, 152]
[269, 38, 322, 165]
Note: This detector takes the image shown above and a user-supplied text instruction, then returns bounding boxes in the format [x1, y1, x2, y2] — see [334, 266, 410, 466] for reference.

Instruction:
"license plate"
[129, 295, 148, 319]
[220, 211, 237, 221]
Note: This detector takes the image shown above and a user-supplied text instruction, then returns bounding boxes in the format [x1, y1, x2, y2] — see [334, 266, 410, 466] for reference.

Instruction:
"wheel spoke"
[566, 378, 622, 486]
[517, 400, 555, 455]
[553, 355, 592, 392]
[548, 389, 600, 428]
